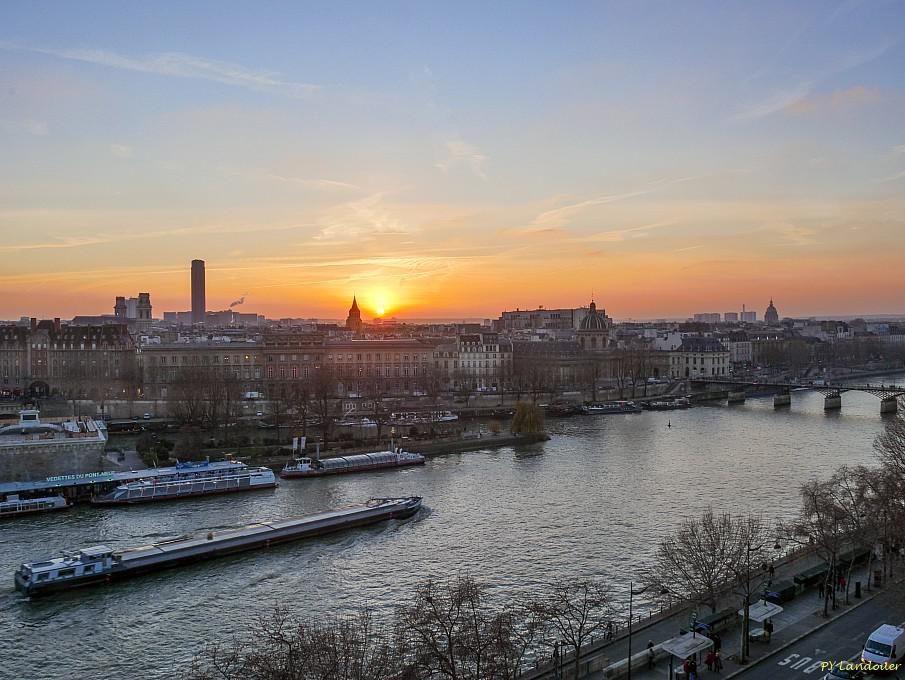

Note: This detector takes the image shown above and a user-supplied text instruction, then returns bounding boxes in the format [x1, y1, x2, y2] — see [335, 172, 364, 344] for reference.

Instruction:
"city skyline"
[2, 1, 905, 319]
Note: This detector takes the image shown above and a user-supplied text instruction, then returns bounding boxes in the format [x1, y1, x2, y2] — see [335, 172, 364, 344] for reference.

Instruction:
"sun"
[377, 307, 385, 316]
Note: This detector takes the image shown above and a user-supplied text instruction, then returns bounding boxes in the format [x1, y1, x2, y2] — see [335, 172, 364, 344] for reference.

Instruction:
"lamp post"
[740, 540, 781, 664]
[628, 583, 668, 680]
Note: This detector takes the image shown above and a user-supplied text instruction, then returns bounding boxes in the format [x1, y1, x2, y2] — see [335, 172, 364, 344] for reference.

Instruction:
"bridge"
[688, 377, 905, 413]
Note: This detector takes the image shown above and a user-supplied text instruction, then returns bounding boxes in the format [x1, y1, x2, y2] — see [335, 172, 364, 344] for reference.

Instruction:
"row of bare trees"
[643, 410, 905, 662]
[185, 575, 616, 680]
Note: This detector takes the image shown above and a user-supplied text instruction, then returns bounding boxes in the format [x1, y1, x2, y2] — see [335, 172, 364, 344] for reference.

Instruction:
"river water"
[2, 377, 901, 679]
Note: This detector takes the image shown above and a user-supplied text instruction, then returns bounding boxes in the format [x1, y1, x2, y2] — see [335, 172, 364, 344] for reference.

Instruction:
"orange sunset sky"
[2, 3, 904, 321]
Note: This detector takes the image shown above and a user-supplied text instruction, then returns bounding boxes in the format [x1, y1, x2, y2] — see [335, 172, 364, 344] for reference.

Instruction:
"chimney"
[30, 317, 37, 330]
[54, 318, 61, 332]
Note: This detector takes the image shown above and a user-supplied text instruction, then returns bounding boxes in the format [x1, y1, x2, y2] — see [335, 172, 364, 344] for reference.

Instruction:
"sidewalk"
[590, 561, 879, 680]
[525, 547, 883, 680]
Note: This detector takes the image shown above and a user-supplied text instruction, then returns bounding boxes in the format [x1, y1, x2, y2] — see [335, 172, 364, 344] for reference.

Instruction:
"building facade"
[668, 336, 731, 379]
[0, 319, 136, 398]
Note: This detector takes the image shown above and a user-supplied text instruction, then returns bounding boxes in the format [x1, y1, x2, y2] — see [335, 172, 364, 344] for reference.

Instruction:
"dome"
[580, 300, 608, 331]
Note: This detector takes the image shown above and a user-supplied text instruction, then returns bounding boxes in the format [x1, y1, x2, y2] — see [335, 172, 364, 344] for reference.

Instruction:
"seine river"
[2, 377, 901, 680]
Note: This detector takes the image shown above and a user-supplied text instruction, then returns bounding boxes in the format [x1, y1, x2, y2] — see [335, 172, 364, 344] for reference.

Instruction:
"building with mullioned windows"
[0, 319, 136, 399]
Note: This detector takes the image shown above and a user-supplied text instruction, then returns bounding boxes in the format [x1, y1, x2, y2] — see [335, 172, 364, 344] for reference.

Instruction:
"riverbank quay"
[524, 546, 887, 680]
[247, 432, 550, 469]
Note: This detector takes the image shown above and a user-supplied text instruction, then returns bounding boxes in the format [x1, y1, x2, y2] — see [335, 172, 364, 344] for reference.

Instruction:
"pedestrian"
[818, 580, 825, 599]
[705, 650, 715, 671]
[689, 657, 699, 680]
[714, 650, 724, 672]
[768, 562, 775, 585]
[607, 620, 614, 640]
[683, 658, 691, 677]
[713, 632, 722, 652]
[764, 618, 774, 642]
[840, 574, 847, 592]
[647, 641, 655, 669]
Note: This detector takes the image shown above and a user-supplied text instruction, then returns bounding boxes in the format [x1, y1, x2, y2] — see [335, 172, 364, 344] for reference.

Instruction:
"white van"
[861, 624, 905, 665]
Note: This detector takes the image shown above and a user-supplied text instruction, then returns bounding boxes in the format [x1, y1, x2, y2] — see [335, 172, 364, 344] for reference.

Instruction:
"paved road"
[733, 589, 905, 680]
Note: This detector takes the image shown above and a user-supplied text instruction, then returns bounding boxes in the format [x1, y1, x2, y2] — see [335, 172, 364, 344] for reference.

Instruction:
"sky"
[1, 1, 904, 321]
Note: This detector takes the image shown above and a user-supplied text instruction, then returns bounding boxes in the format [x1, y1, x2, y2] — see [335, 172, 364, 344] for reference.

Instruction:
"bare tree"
[644, 508, 740, 614]
[267, 380, 290, 444]
[398, 575, 543, 680]
[311, 365, 338, 450]
[288, 380, 312, 439]
[529, 578, 614, 680]
[779, 479, 848, 617]
[185, 606, 407, 680]
[171, 367, 209, 425]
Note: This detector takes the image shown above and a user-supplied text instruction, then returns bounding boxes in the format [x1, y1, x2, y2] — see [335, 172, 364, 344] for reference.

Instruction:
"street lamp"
[740, 540, 781, 664]
[627, 582, 669, 680]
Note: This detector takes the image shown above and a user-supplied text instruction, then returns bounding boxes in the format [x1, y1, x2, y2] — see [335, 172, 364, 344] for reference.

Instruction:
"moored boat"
[281, 447, 425, 478]
[1, 494, 70, 518]
[90, 463, 277, 505]
[582, 401, 642, 415]
[14, 497, 423, 597]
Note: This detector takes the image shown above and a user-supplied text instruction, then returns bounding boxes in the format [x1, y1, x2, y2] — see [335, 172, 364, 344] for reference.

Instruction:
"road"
[733, 588, 905, 680]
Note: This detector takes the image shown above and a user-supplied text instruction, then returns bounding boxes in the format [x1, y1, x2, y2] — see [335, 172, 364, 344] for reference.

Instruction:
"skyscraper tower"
[191, 259, 206, 325]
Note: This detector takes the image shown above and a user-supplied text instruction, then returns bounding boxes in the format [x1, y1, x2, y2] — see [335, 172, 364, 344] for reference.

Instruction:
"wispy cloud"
[878, 169, 905, 183]
[578, 220, 676, 243]
[435, 140, 488, 180]
[0, 40, 319, 96]
[263, 173, 360, 192]
[784, 85, 881, 114]
[533, 177, 696, 227]
[313, 193, 413, 243]
[23, 119, 49, 136]
[734, 40, 897, 121]
[110, 144, 133, 158]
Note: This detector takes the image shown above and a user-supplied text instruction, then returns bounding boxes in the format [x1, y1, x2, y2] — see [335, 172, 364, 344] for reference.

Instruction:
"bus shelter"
[738, 600, 783, 639]
[661, 631, 714, 679]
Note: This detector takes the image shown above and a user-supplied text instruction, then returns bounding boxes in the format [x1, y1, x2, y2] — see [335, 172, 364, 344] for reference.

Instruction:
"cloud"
[734, 40, 897, 121]
[263, 173, 360, 192]
[784, 85, 882, 114]
[533, 177, 696, 227]
[23, 119, 49, 136]
[313, 193, 413, 242]
[878, 169, 905, 183]
[578, 220, 676, 243]
[435, 140, 488, 180]
[893, 144, 905, 155]
[0, 40, 319, 96]
[734, 82, 815, 120]
[110, 144, 133, 158]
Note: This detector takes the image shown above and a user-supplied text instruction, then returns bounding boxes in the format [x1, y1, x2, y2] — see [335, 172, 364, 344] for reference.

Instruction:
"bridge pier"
[774, 390, 791, 408]
[727, 390, 746, 404]
[824, 392, 842, 411]
[881, 397, 898, 414]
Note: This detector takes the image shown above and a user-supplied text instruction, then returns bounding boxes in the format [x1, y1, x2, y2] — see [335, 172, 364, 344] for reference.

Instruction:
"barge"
[15, 496, 423, 597]
[1, 494, 70, 518]
[281, 447, 425, 478]
[582, 401, 642, 415]
[91, 462, 277, 505]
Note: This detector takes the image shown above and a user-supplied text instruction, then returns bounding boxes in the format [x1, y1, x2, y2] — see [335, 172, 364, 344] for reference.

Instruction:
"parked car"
[143, 413, 152, 420]
[822, 665, 863, 680]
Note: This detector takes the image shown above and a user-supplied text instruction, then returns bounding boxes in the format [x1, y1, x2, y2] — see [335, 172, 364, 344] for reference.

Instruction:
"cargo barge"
[15, 496, 423, 597]
[281, 447, 425, 478]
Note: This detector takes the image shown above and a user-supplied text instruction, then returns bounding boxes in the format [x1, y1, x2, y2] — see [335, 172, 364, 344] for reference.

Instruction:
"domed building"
[764, 299, 779, 325]
[577, 300, 612, 351]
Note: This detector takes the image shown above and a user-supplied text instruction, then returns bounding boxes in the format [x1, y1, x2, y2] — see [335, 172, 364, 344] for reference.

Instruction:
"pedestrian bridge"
[689, 377, 905, 413]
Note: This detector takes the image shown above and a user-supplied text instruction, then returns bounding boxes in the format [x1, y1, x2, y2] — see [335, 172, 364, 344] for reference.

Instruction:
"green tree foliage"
[510, 401, 545, 434]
